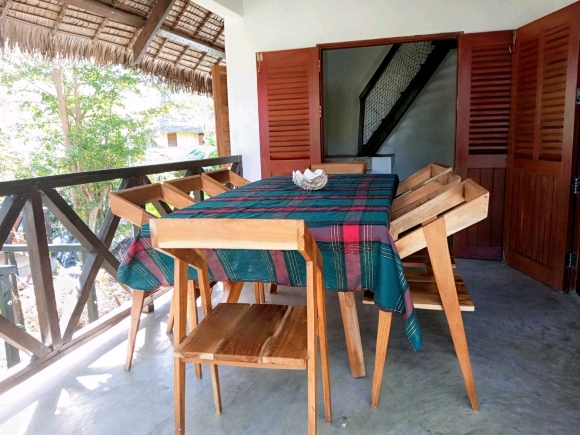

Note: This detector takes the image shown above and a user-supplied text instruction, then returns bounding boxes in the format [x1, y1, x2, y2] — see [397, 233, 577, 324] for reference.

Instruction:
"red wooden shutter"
[454, 31, 514, 260]
[504, 3, 580, 290]
[257, 48, 322, 177]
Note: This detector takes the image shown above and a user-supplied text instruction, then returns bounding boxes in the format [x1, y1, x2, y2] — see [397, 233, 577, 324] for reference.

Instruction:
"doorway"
[320, 37, 458, 179]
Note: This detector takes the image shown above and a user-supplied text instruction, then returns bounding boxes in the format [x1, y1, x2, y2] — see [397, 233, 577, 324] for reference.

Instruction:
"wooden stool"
[370, 179, 489, 411]
[150, 218, 331, 435]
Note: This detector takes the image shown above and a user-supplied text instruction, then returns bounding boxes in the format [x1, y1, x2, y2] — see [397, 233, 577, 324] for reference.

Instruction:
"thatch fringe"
[0, 18, 213, 96]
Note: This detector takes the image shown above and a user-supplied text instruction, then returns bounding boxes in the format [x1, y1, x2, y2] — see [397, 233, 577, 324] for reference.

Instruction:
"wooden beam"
[59, 0, 146, 28]
[158, 28, 226, 59]
[0, 156, 241, 197]
[55, 1, 225, 59]
[133, 0, 179, 64]
[0, 315, 50, 357]
[23, 193, 62, 349]
[41, 188, 120, 271]
[0, 195, 27, 248]
[60, 178, 135, 343]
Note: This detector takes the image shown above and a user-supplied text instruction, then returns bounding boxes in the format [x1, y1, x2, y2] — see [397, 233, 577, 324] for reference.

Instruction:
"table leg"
[423, 218, 479, 411]
[222, 281, 244, 303]
[338, 292, 366, 378]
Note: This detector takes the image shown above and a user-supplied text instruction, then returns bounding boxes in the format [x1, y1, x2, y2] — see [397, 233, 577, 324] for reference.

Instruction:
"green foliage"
[0, 54, 171, 230]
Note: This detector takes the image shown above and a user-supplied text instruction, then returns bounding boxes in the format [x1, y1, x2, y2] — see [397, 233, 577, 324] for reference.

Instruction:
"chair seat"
[410, 281, 474, 311]
[363, 273, 474, 311]
[175, 303, 308, 369]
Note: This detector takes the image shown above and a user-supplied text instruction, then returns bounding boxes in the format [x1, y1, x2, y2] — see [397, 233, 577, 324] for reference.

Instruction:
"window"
[167, 132, 177, 147]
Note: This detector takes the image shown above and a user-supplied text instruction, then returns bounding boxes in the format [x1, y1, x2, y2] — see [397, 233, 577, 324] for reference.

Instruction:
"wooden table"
[119, 174, 423, 379]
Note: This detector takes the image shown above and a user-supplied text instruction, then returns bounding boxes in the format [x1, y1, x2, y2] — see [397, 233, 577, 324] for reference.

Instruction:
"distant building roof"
[159, 115, 204, 133]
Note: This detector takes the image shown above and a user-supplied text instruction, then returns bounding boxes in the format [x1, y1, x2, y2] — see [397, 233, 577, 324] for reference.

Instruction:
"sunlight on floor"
[76, 374, 112, 391]
[0, 401, 37, 435]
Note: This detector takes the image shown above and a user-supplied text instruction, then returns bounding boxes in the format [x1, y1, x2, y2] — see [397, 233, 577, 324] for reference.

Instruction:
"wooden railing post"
[0, 265, 20, 367]
[23, 192, 62, 349]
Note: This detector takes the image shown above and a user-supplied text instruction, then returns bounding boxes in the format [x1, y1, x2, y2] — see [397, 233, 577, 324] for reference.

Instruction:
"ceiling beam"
[158, 28, 226, 58]
[133, 0, 179, 64]
[58, 0, 225, 60]
[59, 0, 145, 28]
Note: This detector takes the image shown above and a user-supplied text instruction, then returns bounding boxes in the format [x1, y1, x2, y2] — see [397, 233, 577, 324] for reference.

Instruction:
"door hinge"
[319, 59, 321, 72]
[256, 52, 263, 73]
[576, 88, 580, 105]
[572, 178, 580, 194]
[565, 252, 578, 269]
[319, 105, 322, 117]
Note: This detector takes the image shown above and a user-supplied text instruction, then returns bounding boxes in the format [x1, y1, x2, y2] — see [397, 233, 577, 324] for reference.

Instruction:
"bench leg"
[167, 290, 176, 334]
[186, 281, 202, 380]
[316, 263, 332, 423]
[269, 283, 278, 293]
[423, 218, 479, 411]
[210, 365, 222, 414]
[175, 358, 186, 435]
[338, 292, 366, 378]
[371, 310, 392, 408]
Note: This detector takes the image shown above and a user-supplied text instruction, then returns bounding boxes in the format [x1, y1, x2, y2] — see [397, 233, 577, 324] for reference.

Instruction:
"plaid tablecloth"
[118, 174, 422, 350]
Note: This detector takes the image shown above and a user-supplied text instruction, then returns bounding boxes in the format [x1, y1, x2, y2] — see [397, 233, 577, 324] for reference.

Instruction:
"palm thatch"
[0, 0, 225, 95]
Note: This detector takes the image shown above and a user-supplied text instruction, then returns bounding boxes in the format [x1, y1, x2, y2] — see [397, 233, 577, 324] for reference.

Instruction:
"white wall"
[225, 0, 577, 181]
[378, 50, 458, 179]
[323, 45, 391, 157]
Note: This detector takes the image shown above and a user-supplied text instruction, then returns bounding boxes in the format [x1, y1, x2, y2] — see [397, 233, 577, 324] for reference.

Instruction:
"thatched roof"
[0, 0, 226, 95]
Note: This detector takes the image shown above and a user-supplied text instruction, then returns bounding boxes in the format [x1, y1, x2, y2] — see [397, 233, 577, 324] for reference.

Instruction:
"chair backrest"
[396, 162, 452, 197]
[203, 169, 251, 187]
[163, 173, 231, 199]
[392, 179, 489, 259]
[392, 171, 461, 214]
[109, 183, 195, 227]
[151, 218, 319, 260]
[310, 162, 366, 174]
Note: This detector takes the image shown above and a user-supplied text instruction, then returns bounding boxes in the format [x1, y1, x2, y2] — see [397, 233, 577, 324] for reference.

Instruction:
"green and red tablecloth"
[118, 174, 422, 350]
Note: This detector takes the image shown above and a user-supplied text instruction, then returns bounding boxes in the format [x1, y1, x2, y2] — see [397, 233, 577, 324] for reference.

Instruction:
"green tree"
[0, 54, 169, 231]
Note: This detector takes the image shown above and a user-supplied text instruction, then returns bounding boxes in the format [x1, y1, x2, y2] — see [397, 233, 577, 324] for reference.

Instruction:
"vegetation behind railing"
[0, 155, 242, 393]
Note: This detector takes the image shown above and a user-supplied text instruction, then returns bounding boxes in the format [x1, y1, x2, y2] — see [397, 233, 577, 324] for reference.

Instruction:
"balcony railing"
[0, 155, 243, 393]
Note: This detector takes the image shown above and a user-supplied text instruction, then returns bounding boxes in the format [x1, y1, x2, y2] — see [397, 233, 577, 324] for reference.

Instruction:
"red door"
[257, 48, 322, 177]
[504, 2, 580, 290]
[454, 31, 514, 260]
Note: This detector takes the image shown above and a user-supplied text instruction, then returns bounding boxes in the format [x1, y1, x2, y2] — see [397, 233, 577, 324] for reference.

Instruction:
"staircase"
[358, 40, 456, 156]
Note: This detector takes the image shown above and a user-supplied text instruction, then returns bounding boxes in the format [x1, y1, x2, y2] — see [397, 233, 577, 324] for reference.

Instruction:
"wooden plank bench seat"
[176, 303, 307, 369]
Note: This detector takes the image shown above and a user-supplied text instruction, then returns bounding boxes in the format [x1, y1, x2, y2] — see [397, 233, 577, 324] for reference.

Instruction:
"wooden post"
[0, 265, 20, 367]
[23, 193, 61, 349]
[81, 251, 99, 323]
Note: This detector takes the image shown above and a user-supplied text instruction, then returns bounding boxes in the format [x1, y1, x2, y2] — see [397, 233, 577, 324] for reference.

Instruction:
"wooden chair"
[310, 162, 367, 174]
[164, 172, 266, 304]
[150, 218, 332, 435]
[109, 183, 203, 372]
[395, 162, 452, 197]
[370, 179, 489, 411]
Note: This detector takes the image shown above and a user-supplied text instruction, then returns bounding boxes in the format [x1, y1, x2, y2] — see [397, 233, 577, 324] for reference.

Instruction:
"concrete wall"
[223, 0, 576, 181]
[378, 50, 458, 179]
[323, 45, 391, 157]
